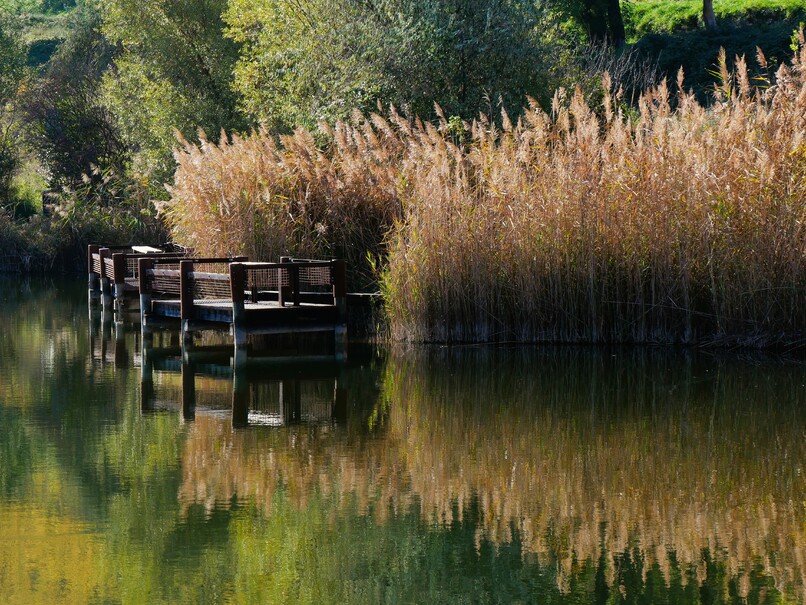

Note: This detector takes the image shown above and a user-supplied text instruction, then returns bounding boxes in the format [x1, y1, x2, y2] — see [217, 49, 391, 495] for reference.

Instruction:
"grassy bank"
[166, 38, 806, 347]
[627, 0, 806, 38]
[626, 0, 806, 105]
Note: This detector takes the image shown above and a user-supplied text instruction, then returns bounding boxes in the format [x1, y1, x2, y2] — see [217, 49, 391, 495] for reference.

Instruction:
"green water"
[0, 278, 804, 604]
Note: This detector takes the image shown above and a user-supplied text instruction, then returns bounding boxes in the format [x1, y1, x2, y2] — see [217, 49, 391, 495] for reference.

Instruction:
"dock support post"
[88, 244, 100, 305]
[332, 259, 348, 360]
[230, 262, 248, 365]
[180, 260, 194, 353]
[112, 253, 127, 317]
[101, 300, 114, 331]
[99, 248, 113, 310]
[138, 257, 154, 336]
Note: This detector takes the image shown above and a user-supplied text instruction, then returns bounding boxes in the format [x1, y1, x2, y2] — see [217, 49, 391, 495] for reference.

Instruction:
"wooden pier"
[89, 245, 351, 362]
[87, 308, 378, 429]
[87, 244, 187, 314]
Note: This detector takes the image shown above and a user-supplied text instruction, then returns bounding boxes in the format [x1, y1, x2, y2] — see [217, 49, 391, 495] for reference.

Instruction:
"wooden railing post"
[138, 257, 154, 330]
[331, 259, 347, 310]
[179, 260, 194, 348]
[88, 244, 100, 307]
[229, 262, 247, 364]
[278, 256, 290, 306]
[87, 244, 99, 288]
[291, 264, 300, 307]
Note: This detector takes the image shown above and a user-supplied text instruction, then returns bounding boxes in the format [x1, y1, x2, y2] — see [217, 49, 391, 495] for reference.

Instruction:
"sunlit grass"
[628, 0, 806, 38]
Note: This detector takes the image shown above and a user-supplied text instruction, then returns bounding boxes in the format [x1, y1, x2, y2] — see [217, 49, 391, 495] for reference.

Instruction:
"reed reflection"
[172, 345, 806, 601]
[383, 348, 806, 600]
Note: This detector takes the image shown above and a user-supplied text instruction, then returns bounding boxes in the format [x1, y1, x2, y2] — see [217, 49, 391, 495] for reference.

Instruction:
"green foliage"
[0, 17, 25, 102]
[0, 15, 26, 208]
[99, 0, 245, 184]
[225, 0, 554, 129]
[0, 0, 74, 21]
[0, 0, 40, 14]
[21, 6, 126, 190]
[99, 54, 190, 185]
[59, 166, 166, 243]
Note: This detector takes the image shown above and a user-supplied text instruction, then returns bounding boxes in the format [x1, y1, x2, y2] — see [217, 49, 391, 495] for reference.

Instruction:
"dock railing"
[88, 243, 188, 312]
[137, 255, 348, 362]
[139, 256, 247, 327]
[229, 258, 347, 355]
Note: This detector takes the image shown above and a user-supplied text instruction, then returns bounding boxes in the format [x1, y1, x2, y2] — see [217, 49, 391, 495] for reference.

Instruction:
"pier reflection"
[139, 331, 356, 429]
[88, 305, 132, 368]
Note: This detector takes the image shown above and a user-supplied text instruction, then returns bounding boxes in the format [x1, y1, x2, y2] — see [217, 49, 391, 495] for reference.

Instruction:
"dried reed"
[167, 37, 806, 344]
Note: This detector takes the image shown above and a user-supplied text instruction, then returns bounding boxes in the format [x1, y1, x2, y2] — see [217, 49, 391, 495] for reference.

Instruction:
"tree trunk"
[607, 0, 625, 48]
[703, 0, 717, 30]
[583, 0, 609, 44]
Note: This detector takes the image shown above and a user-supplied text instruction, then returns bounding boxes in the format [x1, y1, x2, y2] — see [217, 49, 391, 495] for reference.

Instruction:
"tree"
[21, 8, 127, 192]
[565, 0, 625, 48]
[703, 0, 717, 31]
[99, 0, 245, 185]
[225, 0, 553, 129]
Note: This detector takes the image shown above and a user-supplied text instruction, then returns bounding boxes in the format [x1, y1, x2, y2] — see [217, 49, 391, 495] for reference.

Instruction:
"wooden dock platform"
[89, 245, 354, 362]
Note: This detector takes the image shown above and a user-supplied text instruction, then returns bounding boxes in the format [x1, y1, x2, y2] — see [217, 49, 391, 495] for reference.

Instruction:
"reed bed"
[167, 118, 404, 288]
[167, 38, 806, 344]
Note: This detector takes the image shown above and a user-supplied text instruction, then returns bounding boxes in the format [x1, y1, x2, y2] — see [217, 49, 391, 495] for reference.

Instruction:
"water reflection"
[170, 345, 806, 602]
[138, 334, 351, 428]
[1, 279, 804, 603]
[381, 349, 806, 601]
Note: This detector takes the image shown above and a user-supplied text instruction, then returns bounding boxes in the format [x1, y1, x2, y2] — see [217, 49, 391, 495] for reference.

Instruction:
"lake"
[0, 278, 804, 604]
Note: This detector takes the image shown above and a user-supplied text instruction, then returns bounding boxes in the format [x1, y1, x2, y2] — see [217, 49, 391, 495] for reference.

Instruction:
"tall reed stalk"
[167, 37, 806, 345]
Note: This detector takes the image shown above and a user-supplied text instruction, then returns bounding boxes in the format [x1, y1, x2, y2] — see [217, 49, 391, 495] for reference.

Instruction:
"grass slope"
[628, 0, 805, 102]
[628, 0, 806, 39]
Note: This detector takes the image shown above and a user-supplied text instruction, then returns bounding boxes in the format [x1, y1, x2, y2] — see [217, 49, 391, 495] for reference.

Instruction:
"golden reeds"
[166, 118, 403, 288]
[167, 37, 806, 344]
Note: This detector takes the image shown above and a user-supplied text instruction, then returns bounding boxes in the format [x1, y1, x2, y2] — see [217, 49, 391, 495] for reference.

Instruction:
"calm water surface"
[0, 278, 804, 604]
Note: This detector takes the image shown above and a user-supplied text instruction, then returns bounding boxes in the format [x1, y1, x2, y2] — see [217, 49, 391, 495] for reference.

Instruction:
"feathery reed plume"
[167, 37, 806, 344]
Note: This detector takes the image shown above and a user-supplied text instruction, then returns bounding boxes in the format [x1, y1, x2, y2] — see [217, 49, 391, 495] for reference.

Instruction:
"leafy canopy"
[225, 0, 553, 129]
[99, 0, 245, 183]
